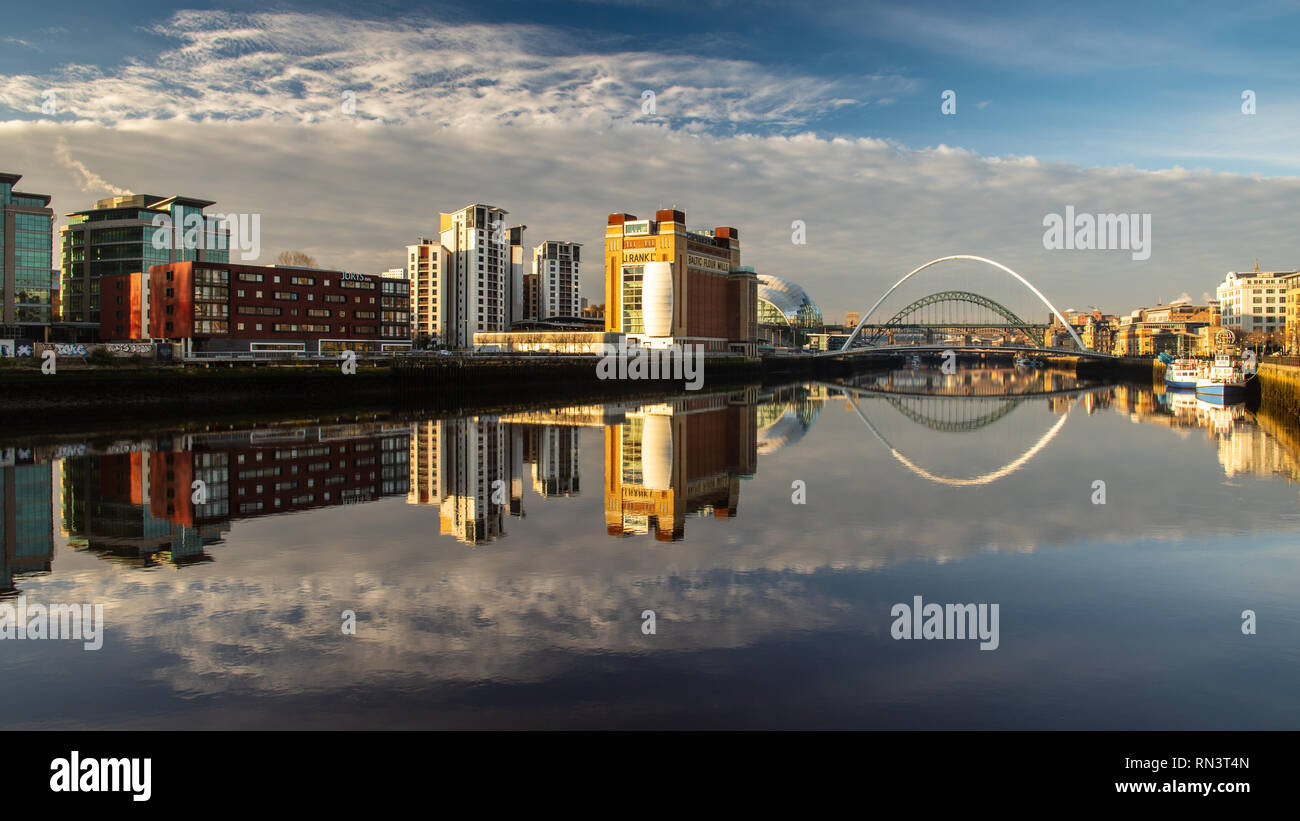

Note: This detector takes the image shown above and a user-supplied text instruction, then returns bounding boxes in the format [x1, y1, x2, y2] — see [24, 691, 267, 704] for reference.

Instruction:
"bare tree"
[275, 250, 318, 267]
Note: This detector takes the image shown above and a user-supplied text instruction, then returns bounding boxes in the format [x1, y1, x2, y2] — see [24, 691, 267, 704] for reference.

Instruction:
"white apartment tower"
[439, 204, 510, 347]
[532, 240, 582, 320]
[406, 237, 450, 344]
[408, 417, 512, 545]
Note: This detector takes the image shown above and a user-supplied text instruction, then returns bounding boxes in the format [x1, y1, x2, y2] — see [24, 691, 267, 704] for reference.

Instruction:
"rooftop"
[67, 193, 216, 216]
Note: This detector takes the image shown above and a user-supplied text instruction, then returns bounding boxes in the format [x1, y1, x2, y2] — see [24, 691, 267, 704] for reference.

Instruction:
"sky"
[1, 0, 1298, 321]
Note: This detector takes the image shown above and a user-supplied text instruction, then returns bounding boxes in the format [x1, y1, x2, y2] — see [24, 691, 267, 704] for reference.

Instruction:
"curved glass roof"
[756, 274, 824, 328]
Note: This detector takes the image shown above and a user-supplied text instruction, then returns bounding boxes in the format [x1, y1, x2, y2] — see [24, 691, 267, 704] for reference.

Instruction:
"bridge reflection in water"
[12, 360, 1300, 731]
[6, 368, 1300, 596]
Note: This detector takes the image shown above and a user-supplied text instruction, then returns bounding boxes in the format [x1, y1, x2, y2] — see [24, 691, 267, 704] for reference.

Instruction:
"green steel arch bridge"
[850, 289, 1048, 348]
[823, 255, 1115, 359]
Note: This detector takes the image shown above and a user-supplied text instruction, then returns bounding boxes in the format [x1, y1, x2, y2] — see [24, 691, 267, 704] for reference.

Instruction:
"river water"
[2, 365, 1298, 728]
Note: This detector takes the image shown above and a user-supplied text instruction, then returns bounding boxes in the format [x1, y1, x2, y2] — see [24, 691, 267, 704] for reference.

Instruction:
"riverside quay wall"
[0, 353, 896, 434]
[1257, 361, 1300, 417]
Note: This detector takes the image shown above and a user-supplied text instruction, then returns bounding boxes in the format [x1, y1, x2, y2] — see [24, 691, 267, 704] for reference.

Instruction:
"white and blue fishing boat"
[1194, 353, 1249, 405]
[1163, 358, 1204, 390]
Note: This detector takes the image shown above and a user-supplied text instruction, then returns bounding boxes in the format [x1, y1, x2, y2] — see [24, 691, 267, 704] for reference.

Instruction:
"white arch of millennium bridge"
[841, 255, 1087, 353]
[842, 389, 1073, 487]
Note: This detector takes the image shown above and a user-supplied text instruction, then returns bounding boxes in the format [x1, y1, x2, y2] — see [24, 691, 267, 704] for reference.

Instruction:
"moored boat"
[1164, 358, 1205, 390]
[1194, 353, 1249, 405]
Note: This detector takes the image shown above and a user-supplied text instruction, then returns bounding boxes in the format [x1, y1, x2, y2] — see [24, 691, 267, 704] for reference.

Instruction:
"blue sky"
[6, 0, 1296, 173]
[2, 1, 1298, 317]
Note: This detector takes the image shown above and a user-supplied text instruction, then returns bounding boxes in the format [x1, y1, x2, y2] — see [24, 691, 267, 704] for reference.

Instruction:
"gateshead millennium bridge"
[822, 255, 1114, 359]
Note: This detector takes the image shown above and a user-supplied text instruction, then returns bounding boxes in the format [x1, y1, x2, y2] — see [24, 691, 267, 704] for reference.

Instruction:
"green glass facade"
[1, 172, 55, 334]
[59, 194, 229, 325]
[0, 462, 55, 592]
[621, 264, 644, 336]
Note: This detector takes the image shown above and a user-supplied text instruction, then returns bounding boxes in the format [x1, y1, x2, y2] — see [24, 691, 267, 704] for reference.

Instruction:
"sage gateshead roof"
[756, 274, 823, 328]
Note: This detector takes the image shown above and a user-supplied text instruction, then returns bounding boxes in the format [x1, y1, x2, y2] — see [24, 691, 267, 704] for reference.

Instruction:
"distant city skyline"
[2, 1, 1298, 320]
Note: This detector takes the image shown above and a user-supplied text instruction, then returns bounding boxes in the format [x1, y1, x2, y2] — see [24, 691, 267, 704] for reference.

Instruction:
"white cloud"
[5, 116, 1299, 318]
[4, 37, 41, 52]
[1, 10, 1296, 318]
[0, 11, 916, 130]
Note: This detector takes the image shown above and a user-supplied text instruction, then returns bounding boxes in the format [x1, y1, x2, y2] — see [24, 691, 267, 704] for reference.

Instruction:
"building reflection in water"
[756, 384, 829, 455]
[0, 452, 54, 594]
[61, 450, 224, 568]
[604, 388, 759, 541]
[59, 424, 412, 566]
[11, 372, 1300, 585]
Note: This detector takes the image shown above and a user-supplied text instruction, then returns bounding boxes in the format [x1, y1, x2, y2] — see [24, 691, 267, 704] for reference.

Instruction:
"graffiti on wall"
[104, 343, 154, 355]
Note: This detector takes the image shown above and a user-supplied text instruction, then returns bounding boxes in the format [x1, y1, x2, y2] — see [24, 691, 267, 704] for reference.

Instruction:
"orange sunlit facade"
[604, 390, 757, 541]
[99, 272, 146, 341]
[604, 209, 757, 355]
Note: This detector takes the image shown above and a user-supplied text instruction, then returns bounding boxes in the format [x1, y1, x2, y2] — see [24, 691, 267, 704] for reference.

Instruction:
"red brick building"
[148, 262, 411, 355]
[100, 272, 146, 341]
[149, 425, 412, 527]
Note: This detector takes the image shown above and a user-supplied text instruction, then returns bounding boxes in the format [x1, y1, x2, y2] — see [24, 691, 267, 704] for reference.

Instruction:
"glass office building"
[0, 172, 56, 338]
[60, 193, 228, 326]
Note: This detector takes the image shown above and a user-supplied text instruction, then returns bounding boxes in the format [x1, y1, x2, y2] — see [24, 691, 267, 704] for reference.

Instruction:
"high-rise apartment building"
[437, 204, 510, 347]
[532, 240, 582, 320]
[604, 209, 757, 355]
[508, 224, 527, 325]
[60, 193, 228, 327]
[521, 268, 539, 323]
[406, 237, 450, 344]
[0, 172, 55, 338]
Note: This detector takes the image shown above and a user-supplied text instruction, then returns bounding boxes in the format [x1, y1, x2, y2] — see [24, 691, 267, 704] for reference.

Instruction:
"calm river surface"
[3, 365, 1298, 729]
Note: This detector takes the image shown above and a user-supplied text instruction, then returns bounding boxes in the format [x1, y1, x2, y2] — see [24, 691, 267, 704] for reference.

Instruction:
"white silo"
[642, 261, 674, 338]
[640, 413, 674, 491]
